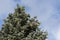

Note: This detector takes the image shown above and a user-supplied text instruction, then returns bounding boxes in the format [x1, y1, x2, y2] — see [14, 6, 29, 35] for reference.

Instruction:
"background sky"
[0, 0, 60, 40]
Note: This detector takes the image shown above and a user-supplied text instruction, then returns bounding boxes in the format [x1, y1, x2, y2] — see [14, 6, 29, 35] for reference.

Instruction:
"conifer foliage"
[0, 4, 47, 40]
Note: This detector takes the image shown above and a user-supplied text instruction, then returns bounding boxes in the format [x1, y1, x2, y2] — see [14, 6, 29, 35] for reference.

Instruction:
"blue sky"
[0, 0, 60, 40]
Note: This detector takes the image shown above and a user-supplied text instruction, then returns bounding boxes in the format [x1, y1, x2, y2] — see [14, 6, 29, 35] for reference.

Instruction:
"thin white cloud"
[56, 30, 60, 40]
[53, 25, 60, 40]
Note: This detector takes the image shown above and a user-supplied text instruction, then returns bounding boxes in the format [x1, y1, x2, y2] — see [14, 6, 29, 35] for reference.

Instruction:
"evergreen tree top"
[0, 4, 47, 40]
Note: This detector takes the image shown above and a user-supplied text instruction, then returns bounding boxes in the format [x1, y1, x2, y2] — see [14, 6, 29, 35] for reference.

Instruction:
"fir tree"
[0, 4, 47, 40]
